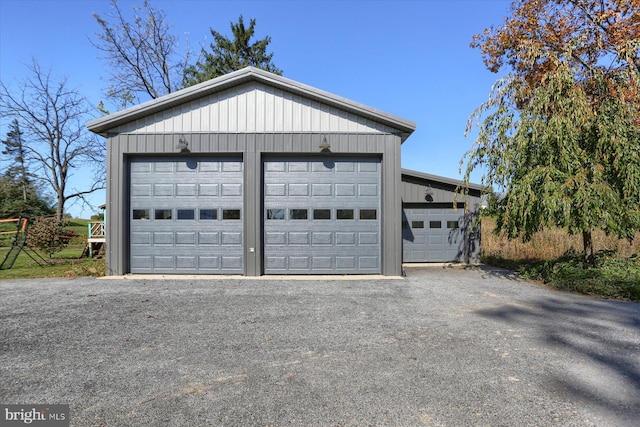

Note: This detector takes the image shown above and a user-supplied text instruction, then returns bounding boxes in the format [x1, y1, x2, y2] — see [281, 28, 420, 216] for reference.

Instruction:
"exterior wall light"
[319, 136, 331, 152]
[176, 135, 190, 153]
[425, 186, 434, 202]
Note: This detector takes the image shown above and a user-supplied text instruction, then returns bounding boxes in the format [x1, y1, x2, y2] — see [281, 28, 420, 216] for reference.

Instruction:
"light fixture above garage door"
[319, 136, 331, 152]
[176, 135, 190, 153]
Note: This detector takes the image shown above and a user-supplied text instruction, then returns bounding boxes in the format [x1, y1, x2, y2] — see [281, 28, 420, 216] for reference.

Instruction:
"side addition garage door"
[402, 206, 466, 262]
[263, 157, 381, 274]
[129, 157, 243, 274]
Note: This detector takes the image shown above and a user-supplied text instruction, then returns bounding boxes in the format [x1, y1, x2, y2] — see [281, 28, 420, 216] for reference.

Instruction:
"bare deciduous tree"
[0, 60, 106, 221]
[92, 0, 190, 109]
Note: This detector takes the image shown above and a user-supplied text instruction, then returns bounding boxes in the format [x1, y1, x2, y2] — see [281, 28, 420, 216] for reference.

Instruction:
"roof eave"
[86, 68, 257, 135]
[401, 168, 484, 193]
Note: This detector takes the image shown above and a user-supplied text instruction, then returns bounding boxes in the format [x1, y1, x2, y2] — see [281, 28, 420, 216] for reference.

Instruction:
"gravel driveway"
[1, 266, 639, 426]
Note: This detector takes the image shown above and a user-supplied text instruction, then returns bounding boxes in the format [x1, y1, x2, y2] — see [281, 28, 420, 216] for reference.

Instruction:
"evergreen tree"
[0, 175, 54, 219]
[0, 119, 53, 218]
[183, 15, 282, 86]
[1, 119, 30, 203]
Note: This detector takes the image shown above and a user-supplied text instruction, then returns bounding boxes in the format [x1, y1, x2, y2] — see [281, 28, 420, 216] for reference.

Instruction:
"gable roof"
[87, 67, 416, 140]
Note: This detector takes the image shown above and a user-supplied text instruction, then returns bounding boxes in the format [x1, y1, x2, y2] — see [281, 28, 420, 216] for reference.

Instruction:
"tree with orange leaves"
[461, 0, 639, 266]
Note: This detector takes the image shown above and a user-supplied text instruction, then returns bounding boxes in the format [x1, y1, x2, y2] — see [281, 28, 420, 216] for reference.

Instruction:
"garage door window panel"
[155, 209, 172, 220]
[133, 209, 150, 220]
[290, 209, 308, 220]
[313, 209, 331, 220]
[199, 209, 217, 220]
[267, 209, 285, 220]
[360, 209, 377, 220]
[177, 209, 195, 220]
[223, 209, 241, 220]
[337, 209, 354, 220]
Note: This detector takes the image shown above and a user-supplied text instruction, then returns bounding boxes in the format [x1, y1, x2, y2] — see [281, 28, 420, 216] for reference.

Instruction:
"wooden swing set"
[0, 216, 49, 270]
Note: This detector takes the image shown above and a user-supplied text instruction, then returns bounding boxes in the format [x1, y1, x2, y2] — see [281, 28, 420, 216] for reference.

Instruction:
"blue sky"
[0, 0, 510, 218]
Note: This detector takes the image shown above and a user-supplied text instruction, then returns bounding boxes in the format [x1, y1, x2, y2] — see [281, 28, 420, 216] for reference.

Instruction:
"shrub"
[517, 250, 640, 301]
[27, 217, 67, 257]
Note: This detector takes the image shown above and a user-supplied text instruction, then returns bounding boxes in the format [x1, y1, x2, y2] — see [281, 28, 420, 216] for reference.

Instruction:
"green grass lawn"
[0, 218, 106, 279]
[0, 245, 105, 279]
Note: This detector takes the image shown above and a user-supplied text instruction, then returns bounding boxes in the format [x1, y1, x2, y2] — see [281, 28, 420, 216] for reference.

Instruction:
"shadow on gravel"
[476, 297, 640, 419]
[404, 263, 521, 280]
[466, 264, 521, 281]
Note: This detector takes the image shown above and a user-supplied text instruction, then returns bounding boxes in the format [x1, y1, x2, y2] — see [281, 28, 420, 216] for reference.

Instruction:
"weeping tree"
[461, 0, 640, 266]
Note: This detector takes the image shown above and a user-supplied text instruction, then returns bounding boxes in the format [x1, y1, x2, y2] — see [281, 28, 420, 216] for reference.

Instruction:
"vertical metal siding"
[382, 138, 403, 276]
[113, 82, 398, 135]
[401, 178, 482, 206]
[105, 132, 402, 276]
[243, 138, 261, 276]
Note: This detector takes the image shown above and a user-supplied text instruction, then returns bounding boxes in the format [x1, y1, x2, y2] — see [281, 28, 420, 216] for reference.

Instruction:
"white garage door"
[402, 207, 466, 262]
[263, 157, 381, 274]
[129, 157, 243, 274]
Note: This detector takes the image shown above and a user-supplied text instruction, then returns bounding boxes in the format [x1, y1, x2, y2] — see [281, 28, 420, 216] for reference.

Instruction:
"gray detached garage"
[401, 169, 483, 263]
[87, 67, 481, 276]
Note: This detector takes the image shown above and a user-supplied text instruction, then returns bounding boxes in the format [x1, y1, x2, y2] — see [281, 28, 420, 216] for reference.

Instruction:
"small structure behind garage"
[401, 169, 482, 263]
